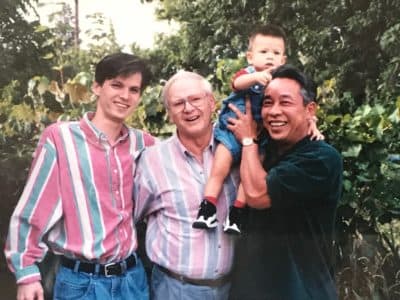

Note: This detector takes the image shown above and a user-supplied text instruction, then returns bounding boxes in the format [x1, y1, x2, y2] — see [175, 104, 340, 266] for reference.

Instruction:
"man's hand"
[228, 97, 271, 209]
[227, 97, 258, 141]
[17, 281, 44, 300]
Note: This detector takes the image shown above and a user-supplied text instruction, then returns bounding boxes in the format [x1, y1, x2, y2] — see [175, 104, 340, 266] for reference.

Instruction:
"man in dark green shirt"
[227, 64, 342, 300]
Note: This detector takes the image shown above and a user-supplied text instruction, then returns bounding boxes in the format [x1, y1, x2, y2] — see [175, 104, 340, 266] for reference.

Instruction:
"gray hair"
[161, 71, 213, 108]
[300, 88, 314, 105]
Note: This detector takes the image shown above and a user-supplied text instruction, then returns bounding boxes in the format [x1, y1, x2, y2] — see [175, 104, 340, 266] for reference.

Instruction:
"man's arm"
[240, 143, 271, 209]
[227, 99, 271, 209]
[133, 149, 156, 222]
[4, 126, 62, 285]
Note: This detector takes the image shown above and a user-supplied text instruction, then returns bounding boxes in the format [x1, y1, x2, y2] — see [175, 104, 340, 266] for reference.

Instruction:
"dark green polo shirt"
[230, 138, 343, 300]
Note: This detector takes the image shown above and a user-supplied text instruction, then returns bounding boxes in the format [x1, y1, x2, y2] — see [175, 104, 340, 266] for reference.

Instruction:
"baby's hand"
[308, 117, 325, 141]
[253, 70, 272, 86]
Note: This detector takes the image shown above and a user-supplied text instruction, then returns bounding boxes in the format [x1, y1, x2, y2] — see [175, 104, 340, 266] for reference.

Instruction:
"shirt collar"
[172, 131, 215, 157]
[80, 112, 130, 145]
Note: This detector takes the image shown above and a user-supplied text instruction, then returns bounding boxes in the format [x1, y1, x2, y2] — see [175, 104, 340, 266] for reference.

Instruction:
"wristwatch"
[242, 137, 255, 146]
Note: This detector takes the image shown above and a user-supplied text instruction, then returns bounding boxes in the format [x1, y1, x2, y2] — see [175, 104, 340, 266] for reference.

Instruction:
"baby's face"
[247, 34, 286, 72]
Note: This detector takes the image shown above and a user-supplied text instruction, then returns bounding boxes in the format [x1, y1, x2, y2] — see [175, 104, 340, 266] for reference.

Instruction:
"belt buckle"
[104, 262, 116, 277]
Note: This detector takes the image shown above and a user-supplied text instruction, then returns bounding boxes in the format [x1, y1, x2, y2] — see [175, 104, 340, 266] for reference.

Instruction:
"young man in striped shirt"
[5, 53, 156, 300]
[133, 71, 239, 300]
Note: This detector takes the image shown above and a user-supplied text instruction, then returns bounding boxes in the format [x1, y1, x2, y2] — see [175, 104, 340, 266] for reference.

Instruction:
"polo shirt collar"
[80, 112, 130, 145]
[173, 131, 215, 157]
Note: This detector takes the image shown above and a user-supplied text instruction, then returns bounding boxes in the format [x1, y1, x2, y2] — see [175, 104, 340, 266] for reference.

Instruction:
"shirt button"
[114, 169, 118, 173]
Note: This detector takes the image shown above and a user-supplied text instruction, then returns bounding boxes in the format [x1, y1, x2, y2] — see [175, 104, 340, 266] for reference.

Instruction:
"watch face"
[242, 137, 253, 146]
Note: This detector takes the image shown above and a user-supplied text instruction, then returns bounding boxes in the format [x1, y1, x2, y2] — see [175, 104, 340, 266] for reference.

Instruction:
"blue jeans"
[53, 257, 149, 300]
[215, 87, 265, 163]
[151, 265, 230, 300]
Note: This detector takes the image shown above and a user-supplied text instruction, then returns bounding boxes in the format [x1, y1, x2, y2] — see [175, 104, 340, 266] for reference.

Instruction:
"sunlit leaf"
[63, 82, 91, 103]
[342, 144, 362, 157]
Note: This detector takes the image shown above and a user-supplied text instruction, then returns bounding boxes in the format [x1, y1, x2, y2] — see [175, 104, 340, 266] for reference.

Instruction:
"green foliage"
[318, 78, 400, 299]
[150, 0, 400, 106]
[215, 56, 246, 95]
[0, 0, 53, 90]
[149, 0, 258, 80]
[38, 3, 122, 86]
[128, 85, 175, 138]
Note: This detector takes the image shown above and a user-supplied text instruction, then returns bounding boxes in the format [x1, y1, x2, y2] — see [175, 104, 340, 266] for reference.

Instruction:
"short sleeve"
[266, 142, 342, 209]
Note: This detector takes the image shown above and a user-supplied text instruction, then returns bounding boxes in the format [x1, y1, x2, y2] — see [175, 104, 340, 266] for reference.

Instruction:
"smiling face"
[261, 77, 316, 150]
[92, 73, 142, 125]
[166, 77, 215, 143]
[247, 34, 286, 72]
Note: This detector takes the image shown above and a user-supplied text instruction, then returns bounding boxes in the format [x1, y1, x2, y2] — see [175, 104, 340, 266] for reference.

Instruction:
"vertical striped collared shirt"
[134, 133, 239, 280]
[5, 112, 156, 284]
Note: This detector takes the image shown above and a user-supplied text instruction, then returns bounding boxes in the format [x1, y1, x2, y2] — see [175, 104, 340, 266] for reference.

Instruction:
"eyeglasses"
[168, 93, 208, 113]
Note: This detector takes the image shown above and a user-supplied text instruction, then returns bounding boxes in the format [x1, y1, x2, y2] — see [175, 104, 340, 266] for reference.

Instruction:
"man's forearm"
[240, 144, 271, 209]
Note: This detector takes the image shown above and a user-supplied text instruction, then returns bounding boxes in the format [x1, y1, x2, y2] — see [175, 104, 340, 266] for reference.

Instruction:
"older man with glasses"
[133, 71, 239, 300]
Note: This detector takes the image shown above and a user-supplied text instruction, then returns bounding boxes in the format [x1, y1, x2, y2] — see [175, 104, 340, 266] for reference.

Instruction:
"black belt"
[157, 265, 230, 287]
[61, 255, 136, 277]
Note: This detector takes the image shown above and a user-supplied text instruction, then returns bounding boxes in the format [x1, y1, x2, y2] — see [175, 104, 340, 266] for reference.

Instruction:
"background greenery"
[1, 0, 399, 299]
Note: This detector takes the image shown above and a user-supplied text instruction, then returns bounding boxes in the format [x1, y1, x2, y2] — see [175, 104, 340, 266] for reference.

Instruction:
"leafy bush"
[319, 79, 400, 300]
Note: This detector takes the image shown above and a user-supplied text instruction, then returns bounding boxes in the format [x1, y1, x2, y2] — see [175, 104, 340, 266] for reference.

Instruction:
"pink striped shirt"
[5, 112, 156, 284]
[134, 133, 239, 279]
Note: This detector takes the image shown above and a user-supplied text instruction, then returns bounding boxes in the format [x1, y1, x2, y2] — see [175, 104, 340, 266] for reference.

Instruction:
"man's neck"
[276, 135, 308, 156]
[177, 131, 212, 163]
[91, 114, 124, 144]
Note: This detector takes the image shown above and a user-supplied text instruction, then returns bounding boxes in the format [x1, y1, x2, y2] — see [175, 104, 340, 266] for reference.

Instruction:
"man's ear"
[208, 93, 216, 112]
[306, 101, 317, 118]
[167, 110, 174, 123]
[91, 81, 101, 96]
